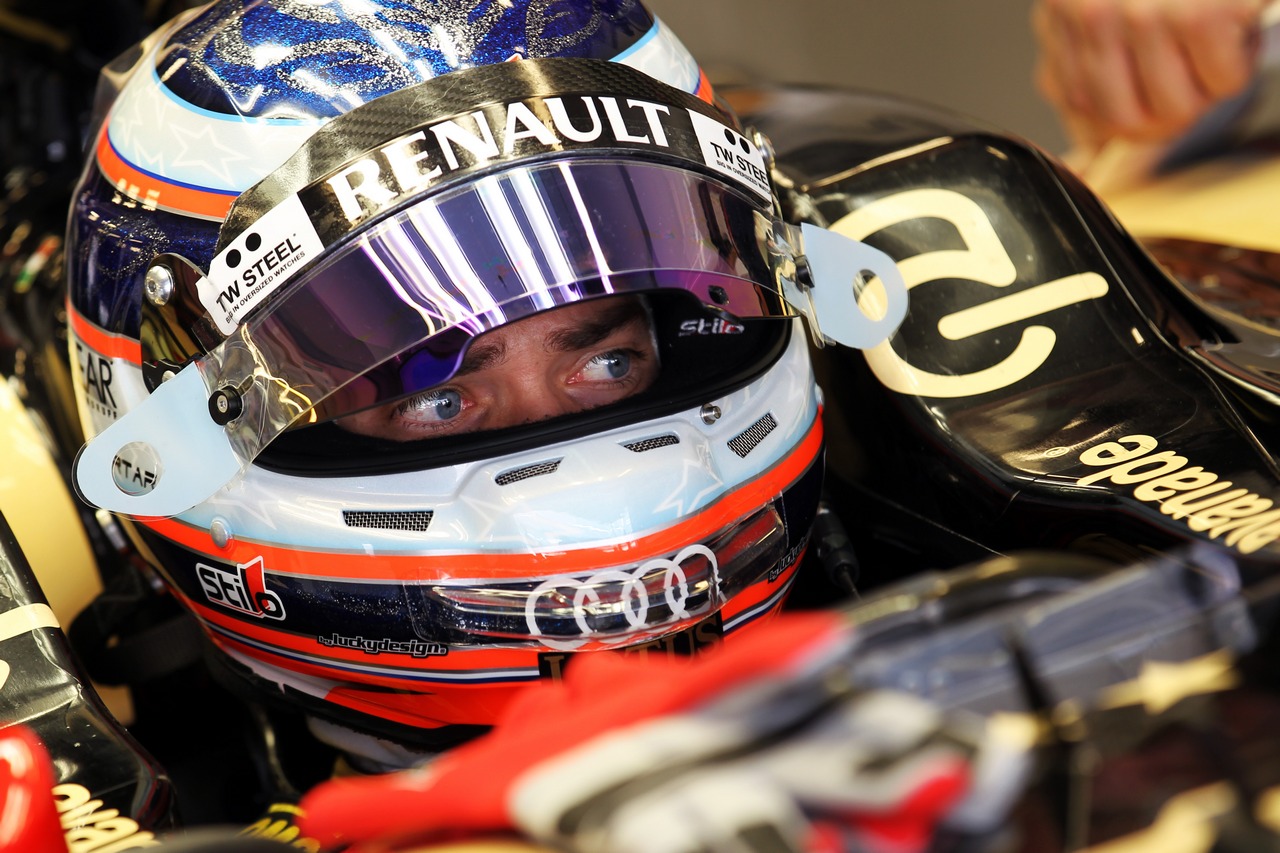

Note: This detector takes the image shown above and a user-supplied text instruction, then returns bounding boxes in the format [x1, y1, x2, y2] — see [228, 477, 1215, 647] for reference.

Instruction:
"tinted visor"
[202, 158, 795, 464]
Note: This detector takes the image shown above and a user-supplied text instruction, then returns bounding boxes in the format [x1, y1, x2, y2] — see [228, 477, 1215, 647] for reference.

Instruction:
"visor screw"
[144, 265, 175, 306]
[700, 403, 722, 425]
[210, 518, 233, 549]
[209, 386, 243, 425]
[709, 286, 729, 305]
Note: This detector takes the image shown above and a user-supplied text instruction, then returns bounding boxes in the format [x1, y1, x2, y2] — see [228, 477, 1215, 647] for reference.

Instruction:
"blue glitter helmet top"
[68, 0, 701, 343]
[158, 0, 656, 119]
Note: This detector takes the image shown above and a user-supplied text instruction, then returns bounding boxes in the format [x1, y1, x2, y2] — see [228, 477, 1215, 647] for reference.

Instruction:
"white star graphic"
[652, 455, 725, 518]
[107, 76, 181, 174]
[169, 120, 254, 187]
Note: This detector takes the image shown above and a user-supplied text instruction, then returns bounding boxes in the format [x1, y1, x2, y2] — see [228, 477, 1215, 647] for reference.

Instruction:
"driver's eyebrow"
[544, 299, 648, 354]
[454, 338, 507, 377]
[451, 298, 648, 378]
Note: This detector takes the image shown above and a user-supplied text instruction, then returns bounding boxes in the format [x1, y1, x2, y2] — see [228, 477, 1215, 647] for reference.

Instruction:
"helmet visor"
[75, 159, 798, 517]
[227, 158, 789, 431]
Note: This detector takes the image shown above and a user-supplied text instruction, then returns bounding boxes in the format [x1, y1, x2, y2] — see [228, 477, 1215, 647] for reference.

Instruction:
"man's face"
[338, 296, 659, 441]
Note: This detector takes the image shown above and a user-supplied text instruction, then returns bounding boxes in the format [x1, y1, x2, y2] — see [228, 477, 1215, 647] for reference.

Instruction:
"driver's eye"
[580, 350, 633, 382]
[397, 388, 464, 424]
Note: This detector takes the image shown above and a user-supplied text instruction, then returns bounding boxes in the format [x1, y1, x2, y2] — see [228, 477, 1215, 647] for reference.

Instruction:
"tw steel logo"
[831, 188, 1109, 398]
[196, 556, 285, 620]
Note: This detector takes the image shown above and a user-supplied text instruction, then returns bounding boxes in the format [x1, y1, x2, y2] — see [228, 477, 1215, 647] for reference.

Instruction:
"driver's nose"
[484, 366, 580, 430]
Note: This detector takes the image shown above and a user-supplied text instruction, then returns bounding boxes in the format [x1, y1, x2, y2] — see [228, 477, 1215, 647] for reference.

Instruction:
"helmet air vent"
[728, 413, 778, 458]
[495, 459, 563, 486]
[342, 509, 434, 532]
[622, 434, 680, 453]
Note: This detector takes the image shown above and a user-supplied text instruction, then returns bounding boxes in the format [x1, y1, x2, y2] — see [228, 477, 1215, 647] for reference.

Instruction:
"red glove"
[299, 611, 851, 849]
[0, 725, 68, 853]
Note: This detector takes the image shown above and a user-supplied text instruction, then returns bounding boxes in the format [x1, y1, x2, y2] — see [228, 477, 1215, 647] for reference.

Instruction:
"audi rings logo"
[526, 545, 720, 651]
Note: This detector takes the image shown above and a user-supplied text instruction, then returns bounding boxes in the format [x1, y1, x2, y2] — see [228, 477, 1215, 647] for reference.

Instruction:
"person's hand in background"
[1032, 0, 1267, 171]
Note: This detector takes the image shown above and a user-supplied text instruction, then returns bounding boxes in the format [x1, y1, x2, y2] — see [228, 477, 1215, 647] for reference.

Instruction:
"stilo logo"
[196, 556, 286, 620]
[679, 317, 745, 336]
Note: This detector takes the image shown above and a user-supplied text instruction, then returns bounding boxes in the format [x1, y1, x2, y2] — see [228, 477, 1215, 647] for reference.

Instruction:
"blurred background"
[643, 0, 1070, 156]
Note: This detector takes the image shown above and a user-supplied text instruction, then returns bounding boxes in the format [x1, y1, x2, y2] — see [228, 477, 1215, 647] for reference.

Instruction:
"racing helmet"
[66, 0, 898, 765]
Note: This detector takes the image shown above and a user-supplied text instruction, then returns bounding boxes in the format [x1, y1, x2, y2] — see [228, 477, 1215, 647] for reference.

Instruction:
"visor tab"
[792, 223, 908, 350]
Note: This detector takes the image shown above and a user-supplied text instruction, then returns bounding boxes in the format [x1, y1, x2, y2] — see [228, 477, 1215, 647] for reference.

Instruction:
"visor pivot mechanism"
[209, 386, 244, 425]
[794, 255, 815, 291]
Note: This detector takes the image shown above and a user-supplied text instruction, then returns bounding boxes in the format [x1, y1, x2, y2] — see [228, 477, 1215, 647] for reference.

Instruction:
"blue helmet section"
[68, 171, 216, 337]
[68, 0, 693, 342]
[159, 0, 655, 118]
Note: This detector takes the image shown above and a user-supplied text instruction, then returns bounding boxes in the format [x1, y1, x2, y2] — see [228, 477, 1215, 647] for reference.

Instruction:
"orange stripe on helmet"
[188, 556, 795, 674]
[695, 67, 716, 104]
[95, 126, 237, 221]
[186, 597, 515, 671]
[322, 687, 470, 730]
[184, 558, 799, 689]
[137, 416, 824, 581]
[205, 626, 526, 686]
[67, 302, 142, 364]
[209, 637, 523, 730]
